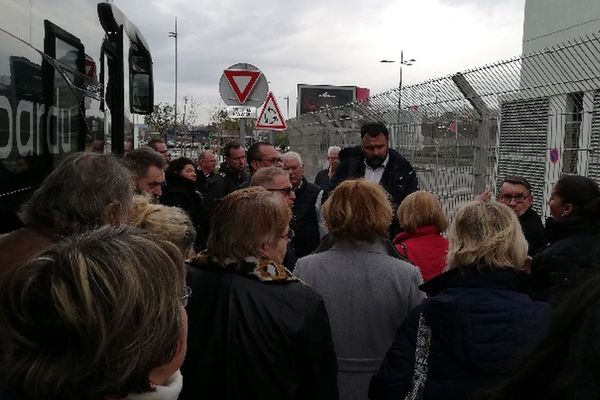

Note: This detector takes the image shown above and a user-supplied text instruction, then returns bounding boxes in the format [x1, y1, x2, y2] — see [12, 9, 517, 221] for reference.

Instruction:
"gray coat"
[295, 238, 425, 400]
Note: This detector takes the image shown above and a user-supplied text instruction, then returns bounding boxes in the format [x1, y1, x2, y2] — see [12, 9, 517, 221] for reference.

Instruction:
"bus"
[0, 0, 154, 232]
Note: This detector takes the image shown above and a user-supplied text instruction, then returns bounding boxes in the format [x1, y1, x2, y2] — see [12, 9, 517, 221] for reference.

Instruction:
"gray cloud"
[115, 0, 525, 122]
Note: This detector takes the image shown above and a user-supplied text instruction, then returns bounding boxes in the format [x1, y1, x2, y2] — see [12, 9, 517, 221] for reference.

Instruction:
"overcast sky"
[115, 0, 526, 123]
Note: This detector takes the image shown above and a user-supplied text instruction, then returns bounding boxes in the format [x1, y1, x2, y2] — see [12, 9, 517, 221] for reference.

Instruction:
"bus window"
[43, 20, 85, 156]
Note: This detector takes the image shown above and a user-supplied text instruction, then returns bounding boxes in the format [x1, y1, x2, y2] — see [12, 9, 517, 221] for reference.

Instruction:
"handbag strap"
[404, 314, 432, 400]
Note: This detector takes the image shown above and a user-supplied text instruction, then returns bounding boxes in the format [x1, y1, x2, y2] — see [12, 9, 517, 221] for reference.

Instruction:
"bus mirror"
[129, 51, 153, 114]
[131, 71, 152, 113]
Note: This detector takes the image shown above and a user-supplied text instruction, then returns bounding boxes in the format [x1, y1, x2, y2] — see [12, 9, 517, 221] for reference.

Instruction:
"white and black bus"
[0, 0, 154, 231]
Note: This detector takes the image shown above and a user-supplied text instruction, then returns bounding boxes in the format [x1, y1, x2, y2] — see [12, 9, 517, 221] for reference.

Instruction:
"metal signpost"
[219, 63, 269, 145]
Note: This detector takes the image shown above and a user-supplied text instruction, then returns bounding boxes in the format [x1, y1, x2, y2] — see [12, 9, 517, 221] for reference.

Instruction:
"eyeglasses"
[261, 157, 283, 164]
[267, 187, 294, 196]
[180, 285, 192, 307]
[499, 194, 529, 204]
[282, 228, 295, 241]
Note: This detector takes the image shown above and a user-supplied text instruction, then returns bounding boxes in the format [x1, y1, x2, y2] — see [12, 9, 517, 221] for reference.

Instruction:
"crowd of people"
[1, 120, 600, 400]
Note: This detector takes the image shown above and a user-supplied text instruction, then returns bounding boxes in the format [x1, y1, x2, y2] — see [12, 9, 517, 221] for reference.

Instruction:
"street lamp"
[168, 17, 178, 129]
[381, 51, 415, 132]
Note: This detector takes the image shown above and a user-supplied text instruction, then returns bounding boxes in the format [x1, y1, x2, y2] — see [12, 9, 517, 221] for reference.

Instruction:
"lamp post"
[380, 51, 415, 134]
[168, 17, 178, 130]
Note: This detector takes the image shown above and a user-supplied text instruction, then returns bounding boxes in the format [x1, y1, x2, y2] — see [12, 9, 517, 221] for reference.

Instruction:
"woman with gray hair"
[0, 152, 133, 281]
[0, 225, 189, 400]
[181, 186, 338, 400]
[369, 201, 550, 400]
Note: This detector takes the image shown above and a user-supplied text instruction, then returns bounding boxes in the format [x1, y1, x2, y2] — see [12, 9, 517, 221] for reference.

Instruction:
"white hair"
[328, 146, 341, 156]
[282, 151, 303, 165]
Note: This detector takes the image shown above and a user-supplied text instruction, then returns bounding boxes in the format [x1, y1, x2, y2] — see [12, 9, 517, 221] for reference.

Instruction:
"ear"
[257, 242, 269, 258]
[250, 160, 260, 173]
[562, 203, 574, 217]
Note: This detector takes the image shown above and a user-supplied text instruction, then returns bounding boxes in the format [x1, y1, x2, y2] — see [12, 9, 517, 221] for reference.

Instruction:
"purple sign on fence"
[550, 148, 560, 164]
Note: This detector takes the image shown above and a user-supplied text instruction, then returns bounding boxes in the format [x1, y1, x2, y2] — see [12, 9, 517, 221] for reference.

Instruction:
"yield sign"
[223, 69, 261, 104]
[255, 92, 287, 130]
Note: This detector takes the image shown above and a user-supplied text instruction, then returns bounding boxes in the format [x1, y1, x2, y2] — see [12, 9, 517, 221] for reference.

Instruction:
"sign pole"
[239, 118, 246, 146]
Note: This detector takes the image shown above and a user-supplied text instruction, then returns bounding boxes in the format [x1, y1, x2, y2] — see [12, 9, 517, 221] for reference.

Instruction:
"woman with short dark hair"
[531, 175, 600, 302]
[161, 157, 204, 251]
[0, 226, 188, 400]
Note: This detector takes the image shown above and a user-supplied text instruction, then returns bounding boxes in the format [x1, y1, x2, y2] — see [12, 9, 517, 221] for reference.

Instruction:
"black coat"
[519, 207, 546, 256]
[160, 173, 204, 250]
[290, 178, 322, 258]
[196, 171, 227, 249]
[328, 146, 418, 209]
[219, 164, 248, 195]
[180, 260, 338, 400]
[531, 217, 600, 302]
[314, 168, 330, 191]
[369, 268, 549, 400]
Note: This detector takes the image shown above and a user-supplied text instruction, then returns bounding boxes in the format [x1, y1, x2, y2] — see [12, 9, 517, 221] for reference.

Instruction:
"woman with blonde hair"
[0, 226, 189, 400]
[129, 195, 196, 258]
[370, 201, 550, 400]
[180, 187, 338, 400]
[294, 179, 424, 400]
[394, 190, 449, 282]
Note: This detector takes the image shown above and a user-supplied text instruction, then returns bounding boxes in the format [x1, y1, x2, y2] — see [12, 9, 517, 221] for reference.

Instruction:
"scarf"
[193, 252, 298, 282]
[125, 370, 183, 400]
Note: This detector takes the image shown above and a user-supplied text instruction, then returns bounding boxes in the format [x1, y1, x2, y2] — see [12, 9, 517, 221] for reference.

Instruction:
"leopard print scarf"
[192, 253, 298, 282]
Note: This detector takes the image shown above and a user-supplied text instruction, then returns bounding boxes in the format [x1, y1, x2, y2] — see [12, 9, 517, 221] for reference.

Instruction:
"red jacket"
[393, 225, 449, 282]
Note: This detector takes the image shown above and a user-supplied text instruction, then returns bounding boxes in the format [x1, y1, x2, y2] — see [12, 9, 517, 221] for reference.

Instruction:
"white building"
[496, 0, 600, 216]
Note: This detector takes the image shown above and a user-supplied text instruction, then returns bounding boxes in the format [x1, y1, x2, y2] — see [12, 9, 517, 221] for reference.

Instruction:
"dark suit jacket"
[328, 146, 419, 210]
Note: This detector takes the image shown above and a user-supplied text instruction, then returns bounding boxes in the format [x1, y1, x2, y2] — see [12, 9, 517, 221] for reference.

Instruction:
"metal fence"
[287, 31, 600, 220]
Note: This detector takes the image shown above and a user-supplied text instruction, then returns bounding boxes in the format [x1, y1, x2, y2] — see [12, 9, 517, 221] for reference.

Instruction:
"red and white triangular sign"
[223, 69, 261, 104]
[255, 92, 287, 130]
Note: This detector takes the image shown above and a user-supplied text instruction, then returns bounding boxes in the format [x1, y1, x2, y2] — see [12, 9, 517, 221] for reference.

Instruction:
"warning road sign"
[255, 92, 287, 130]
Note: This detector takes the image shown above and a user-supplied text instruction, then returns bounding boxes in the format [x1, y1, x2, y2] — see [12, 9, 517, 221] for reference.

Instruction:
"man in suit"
[283, 151, 325, 258]
[329, 121, 419, 235]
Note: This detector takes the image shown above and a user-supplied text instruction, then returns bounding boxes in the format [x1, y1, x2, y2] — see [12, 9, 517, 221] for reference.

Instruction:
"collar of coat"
[192, 252, 298, 282]
[419, 267, 529, 297]
[544, 216, 600, 241]
[393, 225, 442, 243]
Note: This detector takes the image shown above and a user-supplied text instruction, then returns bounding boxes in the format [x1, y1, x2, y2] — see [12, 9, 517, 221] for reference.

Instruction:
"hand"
[474, 189, 492, 202]
[328, 165, 336, 179]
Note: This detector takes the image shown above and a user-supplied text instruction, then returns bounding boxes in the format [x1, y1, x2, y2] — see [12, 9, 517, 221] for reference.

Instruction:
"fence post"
[474, 115, 491, 194]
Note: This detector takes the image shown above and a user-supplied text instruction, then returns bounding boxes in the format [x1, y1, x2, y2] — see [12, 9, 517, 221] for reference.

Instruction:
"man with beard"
[328, 121, 419, 234]
[123, 147, 167, 201]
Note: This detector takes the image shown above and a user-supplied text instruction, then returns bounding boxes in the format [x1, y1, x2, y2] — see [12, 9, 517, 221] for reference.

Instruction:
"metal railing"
[287, 31, 600, 220]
